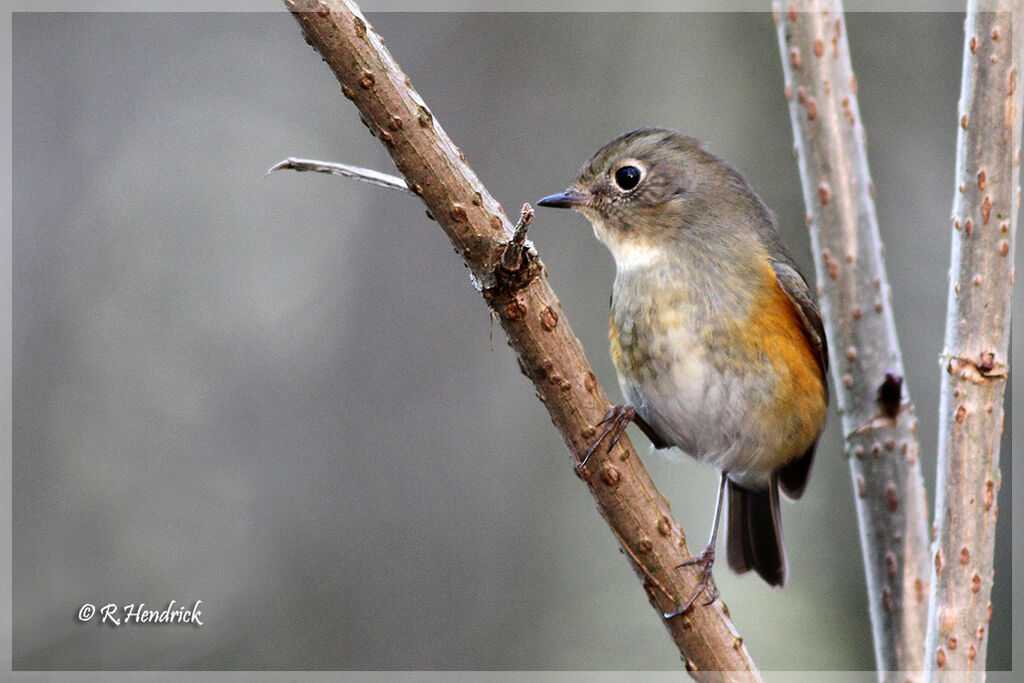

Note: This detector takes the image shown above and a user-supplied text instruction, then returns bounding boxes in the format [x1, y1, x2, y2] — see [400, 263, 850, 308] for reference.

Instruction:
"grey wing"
[772, 260, 829, 500]
[772, 261, 829, 380]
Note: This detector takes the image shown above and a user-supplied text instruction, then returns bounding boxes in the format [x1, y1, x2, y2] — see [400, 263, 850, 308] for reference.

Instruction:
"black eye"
[614, 165, 642, 191]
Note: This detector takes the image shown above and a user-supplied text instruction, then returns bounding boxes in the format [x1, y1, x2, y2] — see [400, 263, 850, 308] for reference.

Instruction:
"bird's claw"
[579, 405, 636, 468]
[663, 546, 720, 618]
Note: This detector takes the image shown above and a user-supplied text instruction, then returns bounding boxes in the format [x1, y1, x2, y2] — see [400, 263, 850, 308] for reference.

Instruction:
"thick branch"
[775, 2, 931, 677]
[284, 0, 758, 675]
[925, 4, 1021, 678]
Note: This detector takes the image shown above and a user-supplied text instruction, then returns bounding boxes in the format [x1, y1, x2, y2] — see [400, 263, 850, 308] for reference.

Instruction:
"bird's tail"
[725, 476, 786, 587]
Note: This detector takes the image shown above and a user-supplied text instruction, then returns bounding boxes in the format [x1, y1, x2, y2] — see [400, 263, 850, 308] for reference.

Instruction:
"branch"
[925, 3, 1021, 677]
[282, 0, 759, 675]
[775, 2, 931, 677]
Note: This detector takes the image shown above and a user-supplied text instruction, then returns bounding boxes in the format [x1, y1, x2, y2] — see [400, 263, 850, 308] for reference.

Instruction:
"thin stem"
[775, 2, 931, 678]
[268, 157, 414, 194]
[925, 3, 1021, 678]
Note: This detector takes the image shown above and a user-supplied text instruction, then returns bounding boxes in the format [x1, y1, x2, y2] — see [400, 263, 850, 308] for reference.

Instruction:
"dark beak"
[537, 188, 588, 209]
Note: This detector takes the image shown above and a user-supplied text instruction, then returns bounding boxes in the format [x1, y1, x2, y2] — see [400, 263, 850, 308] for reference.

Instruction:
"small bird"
[538, 128, 828, 616]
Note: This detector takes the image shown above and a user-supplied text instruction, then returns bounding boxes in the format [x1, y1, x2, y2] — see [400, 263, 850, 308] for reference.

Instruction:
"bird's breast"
[607, 258, 826, 478]
[609, 264, 718, 448]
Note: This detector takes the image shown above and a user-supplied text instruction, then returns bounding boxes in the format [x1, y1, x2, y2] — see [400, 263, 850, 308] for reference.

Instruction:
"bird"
[537, 128, 828, 616]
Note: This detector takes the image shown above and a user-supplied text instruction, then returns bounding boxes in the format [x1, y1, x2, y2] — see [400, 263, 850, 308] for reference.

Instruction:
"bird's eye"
[614, 165, 642, 191]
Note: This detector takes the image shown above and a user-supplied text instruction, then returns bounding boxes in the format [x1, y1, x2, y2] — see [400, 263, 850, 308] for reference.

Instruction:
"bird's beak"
[537, 188, 589, 209]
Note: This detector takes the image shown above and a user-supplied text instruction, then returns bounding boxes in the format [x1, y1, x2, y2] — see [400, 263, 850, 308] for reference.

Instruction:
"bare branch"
[925, 3, 1021, 677]
[268, 156, 414, 194]
[775, 2, 931, 676]
[283, 0, 759, 675]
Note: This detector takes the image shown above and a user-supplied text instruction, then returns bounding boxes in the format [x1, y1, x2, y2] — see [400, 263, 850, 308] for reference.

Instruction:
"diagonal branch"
[775, 2, 931, 677]
[925, 3, 1021, 677]
[282, 0, 759, 675]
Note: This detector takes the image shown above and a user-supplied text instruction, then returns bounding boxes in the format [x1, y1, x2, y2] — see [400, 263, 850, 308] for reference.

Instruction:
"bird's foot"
[580, 404, 637, 469]
[664, 545, 720, 618]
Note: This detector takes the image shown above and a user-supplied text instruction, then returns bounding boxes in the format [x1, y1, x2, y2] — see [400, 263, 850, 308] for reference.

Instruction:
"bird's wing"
[771, 260, 829, 500]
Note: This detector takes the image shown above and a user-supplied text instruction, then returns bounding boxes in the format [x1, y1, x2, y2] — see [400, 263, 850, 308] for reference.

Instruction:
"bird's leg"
[664, 472, 728, 618]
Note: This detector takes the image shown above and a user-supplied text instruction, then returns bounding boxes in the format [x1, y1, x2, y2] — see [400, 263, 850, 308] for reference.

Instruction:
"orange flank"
[742, 260, 827, 458]
[609, 314, 624, 372]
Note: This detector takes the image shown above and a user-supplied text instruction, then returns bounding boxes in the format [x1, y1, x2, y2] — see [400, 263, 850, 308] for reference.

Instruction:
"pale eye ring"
[613, 164, 643, 191]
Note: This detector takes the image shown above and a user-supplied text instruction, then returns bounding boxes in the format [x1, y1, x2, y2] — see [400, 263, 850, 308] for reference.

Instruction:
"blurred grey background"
[11, 11, 1014, 672]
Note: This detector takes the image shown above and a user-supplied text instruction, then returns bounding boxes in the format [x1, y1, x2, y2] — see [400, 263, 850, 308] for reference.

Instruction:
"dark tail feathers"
[726, 477, 786, 587]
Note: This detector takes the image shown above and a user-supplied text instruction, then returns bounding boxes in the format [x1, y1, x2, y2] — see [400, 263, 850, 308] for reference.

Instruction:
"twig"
[925, 3, 1021, 677]
[500, 203, 534, 272]
[283, 0, 759, 676]
[267, 156, 414, 194]
[775, 2, 931, 677]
